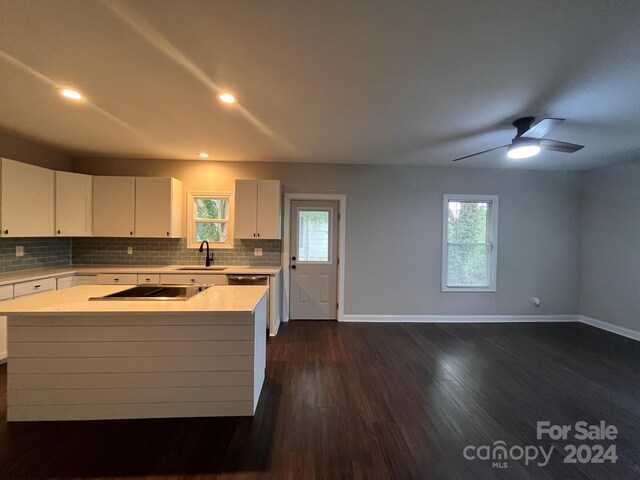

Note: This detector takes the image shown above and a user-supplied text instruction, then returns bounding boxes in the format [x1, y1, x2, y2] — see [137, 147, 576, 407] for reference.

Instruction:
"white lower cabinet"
[159, 274, 228, 286]
[97, 274, 138, 285]
[56, 276, 76, 290]
[14, 278, 56, 297]
[137, 274, 160, 284]
[75, 275, 98, 285]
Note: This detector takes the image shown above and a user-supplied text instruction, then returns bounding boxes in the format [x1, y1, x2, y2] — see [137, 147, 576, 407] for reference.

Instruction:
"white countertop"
[0, 265, 282, 286]
[0, 284, 269, 316]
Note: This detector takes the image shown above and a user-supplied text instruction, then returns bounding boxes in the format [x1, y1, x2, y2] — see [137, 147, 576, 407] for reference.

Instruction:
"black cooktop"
[89, 285, 210, 301]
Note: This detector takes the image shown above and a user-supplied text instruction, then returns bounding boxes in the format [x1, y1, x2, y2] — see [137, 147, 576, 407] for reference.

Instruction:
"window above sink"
[186, 191, 234, 249]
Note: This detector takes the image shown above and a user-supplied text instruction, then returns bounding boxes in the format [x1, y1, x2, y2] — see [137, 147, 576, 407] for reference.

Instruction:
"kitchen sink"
[174, 267, 227, 271]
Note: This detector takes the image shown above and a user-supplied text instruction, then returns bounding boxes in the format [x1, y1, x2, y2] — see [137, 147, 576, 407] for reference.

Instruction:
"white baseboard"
[340, 313, 640, 342]
[341, 314, 579, 323]
[578, 315, 640, 342]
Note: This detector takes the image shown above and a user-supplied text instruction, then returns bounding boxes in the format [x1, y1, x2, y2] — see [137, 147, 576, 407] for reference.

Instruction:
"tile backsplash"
[0, 238, 72, 273]
[71, 238, 281, 267]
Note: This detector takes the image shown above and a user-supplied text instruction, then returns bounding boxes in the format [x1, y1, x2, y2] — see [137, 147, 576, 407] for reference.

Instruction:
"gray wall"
[579, 162, 640, 330]
[72, 158, 581, 316]
[0, 128, 71, 171]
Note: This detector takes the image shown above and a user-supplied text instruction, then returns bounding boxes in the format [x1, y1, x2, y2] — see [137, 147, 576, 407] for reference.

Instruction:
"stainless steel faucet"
[198, 240, 213, 267]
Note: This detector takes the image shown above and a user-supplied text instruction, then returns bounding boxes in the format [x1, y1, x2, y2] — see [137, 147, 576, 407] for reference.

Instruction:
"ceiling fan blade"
[522, 118, 565, 139]
[540, 139, 584, 153]
[452, 145, 509, 162]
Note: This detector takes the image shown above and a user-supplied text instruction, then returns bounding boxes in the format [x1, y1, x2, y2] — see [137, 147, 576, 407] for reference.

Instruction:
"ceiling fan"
[452, 117, 584, 162]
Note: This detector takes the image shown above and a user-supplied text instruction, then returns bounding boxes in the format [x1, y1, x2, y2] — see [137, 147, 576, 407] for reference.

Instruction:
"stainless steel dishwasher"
[227, 275, 270, 332]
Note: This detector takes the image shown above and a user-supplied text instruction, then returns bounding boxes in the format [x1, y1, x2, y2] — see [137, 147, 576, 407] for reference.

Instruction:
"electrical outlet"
[16, 246, 24, 257]
[254, 248, 263, 257]
[127, 247, 133, 255]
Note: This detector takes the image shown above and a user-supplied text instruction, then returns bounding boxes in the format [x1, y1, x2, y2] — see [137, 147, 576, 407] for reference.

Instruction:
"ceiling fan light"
[507, 139, 541, 159]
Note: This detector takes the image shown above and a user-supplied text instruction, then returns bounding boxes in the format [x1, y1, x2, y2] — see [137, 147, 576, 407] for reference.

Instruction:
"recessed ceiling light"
[198, 153, 209, 158]
[507, 139, 541, 159]
[59, 88, 83, 100]
[218, 92, 236, 104]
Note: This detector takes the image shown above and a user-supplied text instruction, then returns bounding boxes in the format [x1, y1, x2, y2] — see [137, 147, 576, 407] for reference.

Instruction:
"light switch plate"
[127, 247, 133, 255]
[254, 248, 263, 257]
[16, 246, 24, 257]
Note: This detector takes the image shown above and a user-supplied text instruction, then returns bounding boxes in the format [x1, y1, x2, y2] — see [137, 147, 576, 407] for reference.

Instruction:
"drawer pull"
[34, 284, 41, 288]
[114, 278, 120, 282]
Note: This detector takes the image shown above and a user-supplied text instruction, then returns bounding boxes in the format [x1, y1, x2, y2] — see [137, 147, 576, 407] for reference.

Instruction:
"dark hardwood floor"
[1, 321, 639, 479]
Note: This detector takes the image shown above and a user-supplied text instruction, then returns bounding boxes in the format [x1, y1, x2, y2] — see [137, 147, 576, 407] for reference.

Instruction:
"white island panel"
[5, 286, 267, 421]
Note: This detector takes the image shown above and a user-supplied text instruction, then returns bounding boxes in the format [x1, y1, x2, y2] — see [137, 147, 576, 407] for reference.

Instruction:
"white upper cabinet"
[55, 171, 92, 237]
[0, 158, 55, 237]
[257, 180, 282, 239]
[135, 177, 183, 238]
[93, 176, 136, 237]
[234, 179, 281, 239]
[234, 180, 259, 239]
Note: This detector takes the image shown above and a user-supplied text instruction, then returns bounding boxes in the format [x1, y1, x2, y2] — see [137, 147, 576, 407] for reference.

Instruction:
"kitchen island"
[0, 284, 268, 422]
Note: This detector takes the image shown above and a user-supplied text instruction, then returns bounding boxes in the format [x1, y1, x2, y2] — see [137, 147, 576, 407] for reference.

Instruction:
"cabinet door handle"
[130, 231, 133, 236]
[253, 233, 256, 237]
[190, 278, 195, 283]
[166, 232, 170, 236]
[57, 230, 61, 234]
[257, 233, 260, 237]
[3, 229, 8, 235]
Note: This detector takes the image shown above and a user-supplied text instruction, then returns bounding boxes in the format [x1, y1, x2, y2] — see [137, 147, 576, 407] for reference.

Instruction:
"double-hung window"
[187, 192, 233, 249]
[442, 194, 498, 292]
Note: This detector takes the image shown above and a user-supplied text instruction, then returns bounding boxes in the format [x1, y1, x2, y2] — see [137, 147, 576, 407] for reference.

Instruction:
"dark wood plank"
[0, 321, 639, 479]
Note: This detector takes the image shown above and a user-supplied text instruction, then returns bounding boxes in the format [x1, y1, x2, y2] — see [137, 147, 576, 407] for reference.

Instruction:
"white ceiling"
[1, 0, 639, 170]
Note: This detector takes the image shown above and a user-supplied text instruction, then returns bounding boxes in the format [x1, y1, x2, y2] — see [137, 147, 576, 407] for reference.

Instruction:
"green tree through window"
[192, 196, 230, 245]
[444, 196, 497, 291]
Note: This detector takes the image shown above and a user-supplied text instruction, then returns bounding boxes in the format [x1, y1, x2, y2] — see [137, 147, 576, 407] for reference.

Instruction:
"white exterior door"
[289, 200, 339, 320]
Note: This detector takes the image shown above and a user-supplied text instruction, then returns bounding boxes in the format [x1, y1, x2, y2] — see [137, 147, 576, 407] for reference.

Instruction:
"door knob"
[291, 265, 296, 270]
[291, 256, 296, 261]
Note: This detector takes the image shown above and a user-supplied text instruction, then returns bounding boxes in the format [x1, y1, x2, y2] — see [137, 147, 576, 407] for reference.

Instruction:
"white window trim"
[441, 194, 498, 293]
[186, 191, 234, 249]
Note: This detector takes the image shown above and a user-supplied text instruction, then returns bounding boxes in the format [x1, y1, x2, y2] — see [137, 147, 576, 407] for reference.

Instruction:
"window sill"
[441, 287, 496, 293]
[186, 243, 234, 250]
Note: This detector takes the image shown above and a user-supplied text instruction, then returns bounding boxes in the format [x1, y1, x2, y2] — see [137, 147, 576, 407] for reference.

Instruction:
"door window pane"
[298, 210, 330, 262]
[196, 222, 228, 243]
